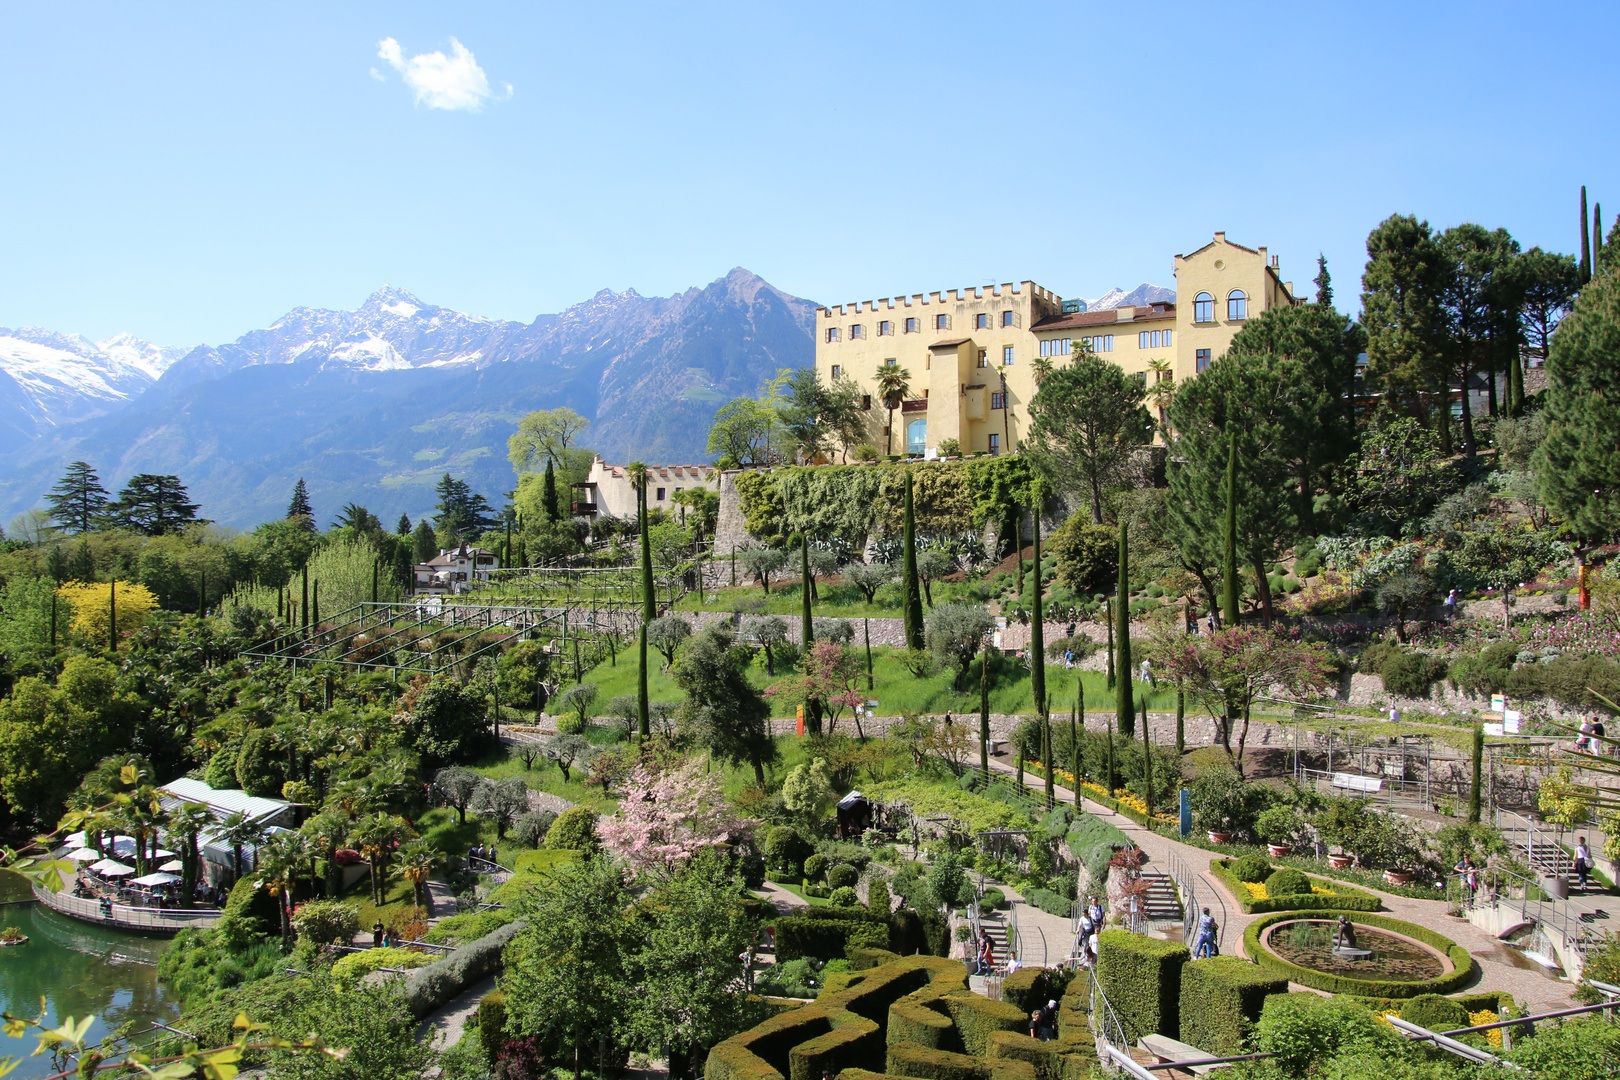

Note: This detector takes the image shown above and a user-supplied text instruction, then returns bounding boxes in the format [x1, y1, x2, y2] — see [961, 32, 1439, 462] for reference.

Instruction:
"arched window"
[907, 419, 928, 456]
[1227, 290, 1248, 321]
[1193, 292, 1214, 323]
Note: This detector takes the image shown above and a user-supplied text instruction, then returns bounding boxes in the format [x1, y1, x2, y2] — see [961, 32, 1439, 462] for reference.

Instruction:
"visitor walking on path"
[1576, 837, 1593, 892]
[1194, 907, 1218, 958]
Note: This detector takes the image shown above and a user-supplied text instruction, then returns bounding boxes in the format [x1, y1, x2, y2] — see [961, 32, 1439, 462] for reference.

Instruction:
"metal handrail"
[1087, 969, 1132, 1065]
[1165, 847, 1226, 952]
[1496, 806, 1567, 876]
[1445, 866, 1582, 957]
[32, 883, 222, 933]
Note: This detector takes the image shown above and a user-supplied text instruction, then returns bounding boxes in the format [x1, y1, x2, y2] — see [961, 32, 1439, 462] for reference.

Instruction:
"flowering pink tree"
[597, 758, 753, 875]
[765, 641, 866, 734]
[1153, 626, 1332, 777]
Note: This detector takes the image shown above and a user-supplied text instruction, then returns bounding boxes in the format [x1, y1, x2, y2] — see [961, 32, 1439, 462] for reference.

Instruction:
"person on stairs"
[1194, 907, 1218, 958]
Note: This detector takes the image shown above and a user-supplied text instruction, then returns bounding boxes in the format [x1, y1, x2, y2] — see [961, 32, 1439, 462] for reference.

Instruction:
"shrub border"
[1209, 858, 1382, 914]
[1242, 910, 1476, 999]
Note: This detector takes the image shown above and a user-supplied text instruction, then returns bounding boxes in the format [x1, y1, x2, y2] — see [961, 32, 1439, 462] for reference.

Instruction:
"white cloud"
[374, 36, 512, 112]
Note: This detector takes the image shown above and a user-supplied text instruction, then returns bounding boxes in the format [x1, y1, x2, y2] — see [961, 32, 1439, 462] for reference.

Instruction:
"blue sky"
[1, 1, 1615, 348]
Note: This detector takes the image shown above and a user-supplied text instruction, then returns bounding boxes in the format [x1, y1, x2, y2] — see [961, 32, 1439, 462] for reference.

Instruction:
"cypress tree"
[108, 578, 116, 651]
[50, 593, 57, 648]
[864, 617, 875, 690]
[1105, 598, 1115, 690]
[542, 459, 560, 522]
[1116, 515, 1134, 739]
[1106, 718, 1118, 794]
[1581, 185, 1591, 284]
[1468, 723, 1485, 824]
[1222, 430, 1240, 629]
[901, 471, 924, 651]
[277, 586, 283, 621]
[1597, 203, 1606, 272]
[1031, 497, 1052, 806]
[1140, 689, 1152, 817]
[1176, 687, 1186, 759]
[979, 638, 991, 784]
[1070, 676, 1082, 798]
[301, 566, 310, 632]
[638, 477, 653, 740]
[312, 581, 320, 626]
[800, 534, 814, 652]
[1016, 743, 1024, 790]
[371, 560, 378, 603]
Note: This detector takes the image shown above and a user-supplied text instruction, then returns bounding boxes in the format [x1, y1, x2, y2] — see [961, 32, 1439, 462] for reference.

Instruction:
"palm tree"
[118, 788, 168, 878]
[301, 808, 352, 898]
[217, 810, 266, 883]
[257, 830, 312, 943]
[396, 838, 441, 914]
[875, 366, 912, 456]
[168, 802, 215, 908]
[1031, 356, 1055, 387]
[1147, 357, 1175, 432]
[352, 812, 412, 906]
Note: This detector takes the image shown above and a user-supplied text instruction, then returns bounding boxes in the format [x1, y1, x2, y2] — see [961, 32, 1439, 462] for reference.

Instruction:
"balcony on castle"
[900, 398, 929, 413]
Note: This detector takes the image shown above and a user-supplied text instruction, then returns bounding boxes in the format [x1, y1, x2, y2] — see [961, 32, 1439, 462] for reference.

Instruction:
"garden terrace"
[239, 600, 593, 675]
[464, 556, 698, 611]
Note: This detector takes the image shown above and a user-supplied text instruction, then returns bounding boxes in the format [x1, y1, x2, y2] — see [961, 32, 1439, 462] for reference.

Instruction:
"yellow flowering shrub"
[55, 580, 158, 647]
[1467, 1009, 1502, 1048]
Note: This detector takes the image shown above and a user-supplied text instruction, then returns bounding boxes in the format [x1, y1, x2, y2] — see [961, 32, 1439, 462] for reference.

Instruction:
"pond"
[0, 872, 179, 1078]
[1264, 918, 1447, 982]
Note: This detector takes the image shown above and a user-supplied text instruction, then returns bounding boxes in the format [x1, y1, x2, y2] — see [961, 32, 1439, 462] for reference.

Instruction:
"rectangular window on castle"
[976, 313, 989, 330]
[850, 324, 864, 339]
[879, 320, 893, 336]
[1102, 335, 1113, 352]
[830, 365, 842, 379]
[862, 394, 872, 409]
[935, 314, 950, 330]
[905, 317, 919, 333]
[1002, 310, 1016, 327]
[991, 392, 1006, 410]
[884, 358, 898, 367]
[988, 433, 1000, 455]
[825, 327, 841, 343]
[1003, 346, 1015, 365]
[1164, 329, 1172, 347]
[656, 488, 666, 501]
[977, 349, 988, 368]
[1196, 348, 1211, 373]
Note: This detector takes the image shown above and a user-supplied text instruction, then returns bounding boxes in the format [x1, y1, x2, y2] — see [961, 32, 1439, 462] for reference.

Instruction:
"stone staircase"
[1511, 839, 1573, 879]
[1140, 871, 1182, 924]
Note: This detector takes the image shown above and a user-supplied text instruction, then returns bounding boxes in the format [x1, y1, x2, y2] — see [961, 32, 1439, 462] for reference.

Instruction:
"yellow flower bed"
[1468, 1009, 1503, 1048]
[1242, 882, 1267, 900]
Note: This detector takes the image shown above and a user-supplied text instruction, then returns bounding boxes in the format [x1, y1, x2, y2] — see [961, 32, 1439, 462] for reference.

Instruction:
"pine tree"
[1534, 268, 1620, 538]
[1314, 253, 1334, 309]
[287, 478, 315, 531]
[107, 474, 201, 536]
[1116, 515, 1134, 739]
[901, 471, 924, 651]
[542, 459, 561, 522]
[45, 461, 110, 534]
[1581, 185, 1591, 283]
[396, 512, 412, 535]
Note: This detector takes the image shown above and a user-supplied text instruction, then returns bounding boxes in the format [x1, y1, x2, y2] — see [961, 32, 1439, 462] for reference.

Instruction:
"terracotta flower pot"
[1268, 844, 1293, 857]
[1208, 831, 1232, 844]
[1328, 854, 1353, 869]
[1384, 870, 1415, 886]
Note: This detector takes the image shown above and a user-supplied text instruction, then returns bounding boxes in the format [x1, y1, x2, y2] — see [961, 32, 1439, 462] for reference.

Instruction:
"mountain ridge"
[0, 269, 816, 528]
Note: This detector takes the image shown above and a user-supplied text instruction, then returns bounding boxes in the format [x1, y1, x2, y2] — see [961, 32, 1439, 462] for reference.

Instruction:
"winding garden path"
[981, 756, 1583, 1015]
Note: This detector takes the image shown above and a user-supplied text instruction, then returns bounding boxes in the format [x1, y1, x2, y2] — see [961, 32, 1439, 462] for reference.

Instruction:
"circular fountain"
[1245, 910, 1473, 997]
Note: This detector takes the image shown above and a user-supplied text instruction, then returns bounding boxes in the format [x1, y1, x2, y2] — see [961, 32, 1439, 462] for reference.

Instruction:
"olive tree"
[925, 603, 995, 690]
[915, 550, 956, 607]
[552, 683, 598, 733]
[645, 614, 692, 670]
[844, 560, 893, 603]
[738, 546, 789, 593]
[742, 614, 790, 675]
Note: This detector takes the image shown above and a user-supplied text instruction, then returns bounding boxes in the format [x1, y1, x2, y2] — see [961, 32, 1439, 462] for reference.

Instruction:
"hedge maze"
[706, 957, 1097, 1080]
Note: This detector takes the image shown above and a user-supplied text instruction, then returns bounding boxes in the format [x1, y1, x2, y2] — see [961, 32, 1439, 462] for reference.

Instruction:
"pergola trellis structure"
[239, 599, 611, 678]
[463, 549, 711, 612]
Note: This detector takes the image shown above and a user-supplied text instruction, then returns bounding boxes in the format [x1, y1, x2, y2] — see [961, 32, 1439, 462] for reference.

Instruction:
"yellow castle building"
[813, 232, 1300, 457]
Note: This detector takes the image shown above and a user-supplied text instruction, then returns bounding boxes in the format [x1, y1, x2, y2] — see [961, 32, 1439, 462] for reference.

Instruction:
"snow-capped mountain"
[0, 269, 816, 527]
[0, 327, 184, 447]
[1080, 283, 1176, 311]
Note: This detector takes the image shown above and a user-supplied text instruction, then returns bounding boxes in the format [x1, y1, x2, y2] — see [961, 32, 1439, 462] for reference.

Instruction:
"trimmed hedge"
[1177, 956, 1287, 1055]
[778, 916, 890, 962]
[706, 956, 961, 1080]
[1095, 929, 1190, 1041]
[1242, 911, 1476, 999]
[1210, 859, 1382, 915]
[402, 918, 528, 1019]
[885, 1043, 1035, 1080]
[984, 1032, 1058, 1080]
[1022, 889, 1073, 919]
[849, 948, 902, 971]
[939, 992, 1027, 1056]
[1263, 868, 1312, 898]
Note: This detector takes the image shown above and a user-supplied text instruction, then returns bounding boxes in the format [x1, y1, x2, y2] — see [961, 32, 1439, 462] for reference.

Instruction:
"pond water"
[0, 873, 179, 1078]
[1265, 919, 1446, 982]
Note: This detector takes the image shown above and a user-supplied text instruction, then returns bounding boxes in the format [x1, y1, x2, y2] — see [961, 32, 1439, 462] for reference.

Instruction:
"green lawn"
[572, 644, 1181, 721]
